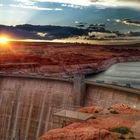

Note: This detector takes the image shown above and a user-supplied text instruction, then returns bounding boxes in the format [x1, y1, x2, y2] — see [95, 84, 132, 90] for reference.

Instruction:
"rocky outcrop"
[38, 125, 119, 140]
[110, 104, 139, 114]
[0, 42, 140, 75]
[38, 104, 140, 140]
[78, 106, 103, 114]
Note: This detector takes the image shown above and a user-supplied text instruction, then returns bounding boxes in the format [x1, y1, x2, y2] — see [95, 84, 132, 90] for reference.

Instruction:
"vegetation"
[110, 126, 131, 134]
[109, 126, 135, 140]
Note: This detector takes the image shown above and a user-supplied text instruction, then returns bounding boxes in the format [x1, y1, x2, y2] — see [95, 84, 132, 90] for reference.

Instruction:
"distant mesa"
[0, 24, 112, 40]
[1, 23, 139, 41]
[0, 24, 88, 40]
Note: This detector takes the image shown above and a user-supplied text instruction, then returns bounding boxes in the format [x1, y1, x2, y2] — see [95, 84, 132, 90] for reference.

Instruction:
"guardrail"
[85, 80, 140, 95]
[0, 71, 73, 82]
[95, 80, 133, 89]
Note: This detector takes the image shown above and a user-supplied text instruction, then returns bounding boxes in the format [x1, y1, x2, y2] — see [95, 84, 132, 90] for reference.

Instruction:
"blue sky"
[0, 0, 140, 32]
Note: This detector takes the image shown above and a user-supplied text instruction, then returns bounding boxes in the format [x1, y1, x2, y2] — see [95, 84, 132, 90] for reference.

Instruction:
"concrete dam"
[0, 62, 140, 140]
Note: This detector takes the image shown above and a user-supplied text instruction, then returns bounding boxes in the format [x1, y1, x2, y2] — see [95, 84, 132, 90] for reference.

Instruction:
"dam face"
[85, 62, 140, 109]
[0, 63, 140, 140]
[85, 84, 140, 108]
[0, 77, 75, 140]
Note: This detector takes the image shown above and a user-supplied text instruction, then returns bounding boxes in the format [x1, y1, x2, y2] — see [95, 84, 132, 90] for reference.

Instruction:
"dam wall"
[84, 83, 140, 109]
[0, 75, 139, 140]
[0, 77, 76, 140]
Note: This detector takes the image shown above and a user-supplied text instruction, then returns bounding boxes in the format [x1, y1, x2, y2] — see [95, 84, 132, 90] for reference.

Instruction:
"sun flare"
[0, 37, 8, 44]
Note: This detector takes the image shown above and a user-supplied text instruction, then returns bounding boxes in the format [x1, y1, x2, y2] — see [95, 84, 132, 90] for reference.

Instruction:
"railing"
[0, 71, 73, 82]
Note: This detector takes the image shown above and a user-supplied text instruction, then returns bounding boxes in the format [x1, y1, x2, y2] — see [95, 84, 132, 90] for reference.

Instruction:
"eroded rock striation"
[0, 42, 140, 75]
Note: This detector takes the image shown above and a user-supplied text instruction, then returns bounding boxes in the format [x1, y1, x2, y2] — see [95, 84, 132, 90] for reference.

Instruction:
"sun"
[0, 37, 8, 44]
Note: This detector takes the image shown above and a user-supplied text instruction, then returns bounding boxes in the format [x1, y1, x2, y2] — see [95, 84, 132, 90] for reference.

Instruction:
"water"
[87, 62, 140, 89]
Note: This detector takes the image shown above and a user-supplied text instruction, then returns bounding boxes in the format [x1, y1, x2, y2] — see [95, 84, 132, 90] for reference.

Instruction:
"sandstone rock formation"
[38, 104, 140, 140]
[38, 126, 119, 140]
[78, 105, 103, 114]
[111, 104, 139, 114]
[0, 42, 140, 75]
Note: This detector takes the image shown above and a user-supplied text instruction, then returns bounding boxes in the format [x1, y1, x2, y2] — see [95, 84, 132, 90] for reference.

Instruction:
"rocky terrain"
[38, 104, 140, 140]
[0, 41, 140, 76]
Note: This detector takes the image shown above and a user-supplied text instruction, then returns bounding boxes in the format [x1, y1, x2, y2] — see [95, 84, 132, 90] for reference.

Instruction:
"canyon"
[39, 104, 140, 140]
[0, 41, 140, 75]
[0, 42, 139, 140]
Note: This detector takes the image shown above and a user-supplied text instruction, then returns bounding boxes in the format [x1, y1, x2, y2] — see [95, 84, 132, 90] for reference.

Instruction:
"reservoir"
[87, 62, 140, 89]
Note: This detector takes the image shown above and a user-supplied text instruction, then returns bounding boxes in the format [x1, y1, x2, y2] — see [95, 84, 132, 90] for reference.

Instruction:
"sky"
[0, 0, 140, 32]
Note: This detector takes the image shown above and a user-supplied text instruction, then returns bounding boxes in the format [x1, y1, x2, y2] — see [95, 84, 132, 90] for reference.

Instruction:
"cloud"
[0, 4, 3, 6]
[15, 0, 35, 6]
[10, 4, 63, 11]
[115, 19, 121, 22]
[37, 32, 48, 37]
[13, 0, 63, 11]
[36, 0, 96, 6]
[119, 19, 140, 27]
[93, 0, 140, 9]
[38, 0, 140, 10]
[14, 0, 140, 10]
[118, 0, 140, 2]
[75, 21, 80, 24]
[61, 4, 83, 9]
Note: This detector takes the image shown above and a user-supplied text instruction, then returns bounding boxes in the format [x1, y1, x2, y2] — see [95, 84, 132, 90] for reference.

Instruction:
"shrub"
[110, 110, 119, 114]
[109, 126, 131, 134]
